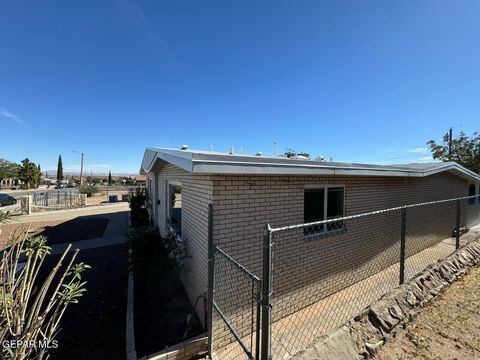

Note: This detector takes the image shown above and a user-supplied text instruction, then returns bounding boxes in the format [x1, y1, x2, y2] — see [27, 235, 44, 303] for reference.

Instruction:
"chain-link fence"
[267, 194, 480, 359]
[210, 245, 262, 360]
[208, 195, 480, 360]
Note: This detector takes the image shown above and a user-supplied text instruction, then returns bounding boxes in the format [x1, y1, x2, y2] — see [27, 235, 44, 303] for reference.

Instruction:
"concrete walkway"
[9, 203, 130, 254]
[50, 209, 129, 254]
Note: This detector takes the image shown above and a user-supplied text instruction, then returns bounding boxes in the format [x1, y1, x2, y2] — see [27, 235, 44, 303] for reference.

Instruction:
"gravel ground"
[133, 229, 204, 357]
[40, 244, 128, 360]
[375, 264, 480, 360]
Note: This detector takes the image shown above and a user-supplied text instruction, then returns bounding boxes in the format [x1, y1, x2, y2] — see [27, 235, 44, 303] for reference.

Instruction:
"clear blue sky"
[1, 1, 479, 174]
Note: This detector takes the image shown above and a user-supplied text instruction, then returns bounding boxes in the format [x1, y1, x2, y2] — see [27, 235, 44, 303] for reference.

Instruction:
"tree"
[57, 155, 64, 183]
[36, 164, 42, 184]
[18, 158, 41, 189]
[427, 131, 480, 174]
[108, 171, 112, 185]
[0, 159, 20, 188]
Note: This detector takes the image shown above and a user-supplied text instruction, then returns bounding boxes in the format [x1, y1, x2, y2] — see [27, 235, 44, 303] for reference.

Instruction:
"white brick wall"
[147, 165, 470, 336]
[150, 164, 213, 326]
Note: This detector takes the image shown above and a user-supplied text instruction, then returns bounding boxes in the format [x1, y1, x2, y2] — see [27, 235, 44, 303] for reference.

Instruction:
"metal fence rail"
[31, 192, 84, 209]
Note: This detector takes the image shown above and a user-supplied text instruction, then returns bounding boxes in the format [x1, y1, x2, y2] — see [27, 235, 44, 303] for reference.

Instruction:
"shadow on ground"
[39, 216, 110, 244]
[132, 228, 204, 357]
[38, 244, 127, 360]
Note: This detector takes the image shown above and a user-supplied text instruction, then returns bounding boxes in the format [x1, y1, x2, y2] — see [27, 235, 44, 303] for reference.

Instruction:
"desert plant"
[79, 185, 99, 198]
[0, 211, 12, 225]
[0, 222, 90, 359]
[129, 187, 149, 227]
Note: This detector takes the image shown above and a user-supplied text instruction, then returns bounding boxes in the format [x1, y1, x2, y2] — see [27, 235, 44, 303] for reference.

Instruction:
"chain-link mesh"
[404, 200, 457, 281]
[211, 246, 261, 360]
[466, 196, 480, 228]
[268, 194, 480, 359]
[270, 209, 403, 358]
[209, 194, 480, 360]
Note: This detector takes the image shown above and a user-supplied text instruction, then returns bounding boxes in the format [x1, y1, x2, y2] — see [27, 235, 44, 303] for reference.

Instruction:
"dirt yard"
[0, 220, 62, 250]
[87, 191, 128, 206]
[375, 264, 480, 360]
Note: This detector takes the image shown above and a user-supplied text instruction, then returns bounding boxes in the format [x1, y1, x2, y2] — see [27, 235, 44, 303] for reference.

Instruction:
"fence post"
[255, 281, 262, 360]
[261, 224, 272, 360]
[207, 203, 214, 357]
[399, 208, 406, 285]
[21, 196, 32, 215]
[456, 199, 461, 249]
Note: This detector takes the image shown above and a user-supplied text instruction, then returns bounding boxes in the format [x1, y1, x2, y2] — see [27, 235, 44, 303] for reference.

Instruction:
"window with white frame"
[167, 181, 182, 235]
[304, 186, 345, 237]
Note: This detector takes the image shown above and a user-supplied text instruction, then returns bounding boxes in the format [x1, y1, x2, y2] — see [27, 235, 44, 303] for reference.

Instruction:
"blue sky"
[1, 1, 479, 174]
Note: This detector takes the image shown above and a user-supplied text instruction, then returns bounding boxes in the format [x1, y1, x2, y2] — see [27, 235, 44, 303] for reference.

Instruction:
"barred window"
[304, 186, 345, 237]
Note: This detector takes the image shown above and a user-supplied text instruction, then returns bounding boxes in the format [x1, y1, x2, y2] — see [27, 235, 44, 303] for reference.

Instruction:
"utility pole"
[443, 127, 453, 160]
[448, 127, 453, 160]
[80, 152, 84, 187]
[73, 151, 85, 187]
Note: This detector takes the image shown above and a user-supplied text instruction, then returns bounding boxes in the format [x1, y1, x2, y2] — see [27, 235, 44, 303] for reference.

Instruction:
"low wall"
[290, 239, 480, 360]
[139, 334, 207, 360]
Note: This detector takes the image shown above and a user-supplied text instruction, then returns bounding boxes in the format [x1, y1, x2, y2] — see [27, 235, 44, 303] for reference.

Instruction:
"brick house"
[140, 147, 480, 326]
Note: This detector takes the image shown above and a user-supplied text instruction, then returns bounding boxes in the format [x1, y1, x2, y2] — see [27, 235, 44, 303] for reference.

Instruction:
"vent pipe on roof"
[180, 145, 189, 150]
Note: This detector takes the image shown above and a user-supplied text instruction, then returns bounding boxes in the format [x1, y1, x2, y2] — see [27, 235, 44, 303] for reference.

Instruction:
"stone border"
[139, 333, 208, 360]
[290, 240, 480, 360]
[126, 248, 137, 360]
[127, 210, 137, 360]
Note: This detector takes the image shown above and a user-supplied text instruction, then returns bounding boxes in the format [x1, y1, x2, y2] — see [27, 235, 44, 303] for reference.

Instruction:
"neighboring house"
[0, 178, 22, 189]
[134, 175, 146, 187]
[140, 147, 480, 325]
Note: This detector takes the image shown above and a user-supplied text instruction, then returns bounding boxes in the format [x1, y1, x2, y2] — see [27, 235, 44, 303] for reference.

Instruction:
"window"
[468, 184, 476, 205]
[168, 182, 182, 234]
[304, 186, 345, 237]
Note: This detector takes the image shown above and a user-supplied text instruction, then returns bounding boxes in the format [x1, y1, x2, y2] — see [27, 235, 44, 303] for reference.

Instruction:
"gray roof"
[141, 147, 480, 182]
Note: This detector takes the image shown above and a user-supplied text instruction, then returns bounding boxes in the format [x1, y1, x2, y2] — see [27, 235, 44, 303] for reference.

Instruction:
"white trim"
[140, 148, 480, 183]
[303, 185, 346, 239]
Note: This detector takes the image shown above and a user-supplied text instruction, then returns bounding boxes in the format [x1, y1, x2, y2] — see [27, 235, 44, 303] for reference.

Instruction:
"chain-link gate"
[207, 204, 263, 360]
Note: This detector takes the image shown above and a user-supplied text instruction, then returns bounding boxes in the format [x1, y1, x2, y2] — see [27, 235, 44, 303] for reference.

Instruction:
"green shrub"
[79, 185, 99, 197]
[129, 187, 149, 227]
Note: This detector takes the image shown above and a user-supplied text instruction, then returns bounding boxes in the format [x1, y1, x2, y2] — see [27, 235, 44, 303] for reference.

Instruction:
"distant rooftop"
[141, 147, 480, 182]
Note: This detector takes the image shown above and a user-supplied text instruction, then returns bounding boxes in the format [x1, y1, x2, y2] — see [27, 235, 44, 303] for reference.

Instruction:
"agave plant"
[0, 214, 90, 359]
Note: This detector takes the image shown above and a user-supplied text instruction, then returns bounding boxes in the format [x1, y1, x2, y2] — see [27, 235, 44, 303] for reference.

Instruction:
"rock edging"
[290, 240, 480, 360]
